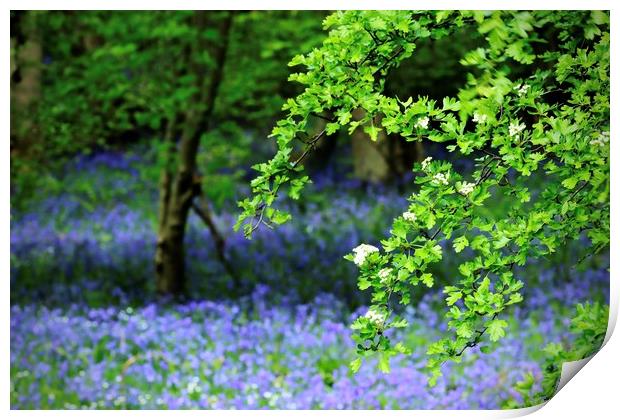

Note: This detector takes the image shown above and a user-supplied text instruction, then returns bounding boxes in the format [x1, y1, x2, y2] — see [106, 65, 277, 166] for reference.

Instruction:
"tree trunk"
[155, 12, 233, 295]
[350, 109, 425, 185]
[155, 164, 195, 295]
[350, 109, 392, 183]
[11, 11, 42, 151]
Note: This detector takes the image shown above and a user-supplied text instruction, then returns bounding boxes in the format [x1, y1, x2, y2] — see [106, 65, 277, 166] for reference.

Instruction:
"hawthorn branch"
[292, 128, 327, 168]
[310, 113, 337, 123]
[246, 128, 328, 236]
[454, 311, 499, 357]
[372, 45, 404, 78]
[567, 180, 589, 202]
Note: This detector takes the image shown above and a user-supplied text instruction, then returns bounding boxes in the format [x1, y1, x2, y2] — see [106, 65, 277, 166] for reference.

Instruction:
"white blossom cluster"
[421, 156, 433, 171]
[515, 83, 530, 96]
[472, 112, 488, 124]
[378, 268, 392, 283]
[458, 181, 476, 196]
[352, 243, 379, 266]
[364, 308, 386, 327]
[432, 172, 450, 185]
[589, 131, 609, 147]
[509, 121, 526, 138]
[402, 211, 417, 222]
[415, 116, 429, 129]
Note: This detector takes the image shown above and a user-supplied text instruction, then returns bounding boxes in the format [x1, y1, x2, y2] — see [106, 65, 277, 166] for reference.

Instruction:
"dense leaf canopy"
[237, 10, 610, 384]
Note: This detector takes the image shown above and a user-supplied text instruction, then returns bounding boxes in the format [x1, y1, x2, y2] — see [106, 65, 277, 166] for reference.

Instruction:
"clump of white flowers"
[589, 131, 609, 147]
[415, 116, 429, 130]
[514, 83, 530, 96]
[378, 268, 392, 284]
[402, 211, 417, 222]
[509, 121, 526, 138]
[421, 156, 433, 171]
[364, 308, 386, 327]
[472, 112, 488, 124]
[457, 181, 476, 196]
[432, 172, 450, 186]
[352, 243, 379, 266]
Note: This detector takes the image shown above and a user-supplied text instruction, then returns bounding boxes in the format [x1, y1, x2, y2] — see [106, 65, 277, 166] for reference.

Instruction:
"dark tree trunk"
[155, 167, 195, 295]
[155, 12, 233, 295]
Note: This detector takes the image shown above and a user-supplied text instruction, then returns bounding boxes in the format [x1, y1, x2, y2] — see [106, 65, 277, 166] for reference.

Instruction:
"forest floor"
[10, 149, 610, 409]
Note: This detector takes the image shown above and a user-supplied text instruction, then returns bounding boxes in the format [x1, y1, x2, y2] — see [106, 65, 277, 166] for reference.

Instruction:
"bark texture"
[155, 12, 233, 295]
[351, 109, 424, 184]
[11, 11, 42, 150]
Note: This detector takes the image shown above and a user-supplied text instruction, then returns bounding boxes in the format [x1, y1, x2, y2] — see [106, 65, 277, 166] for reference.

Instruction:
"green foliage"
[237, 10, 609, 385]
[12, 11, 326, 209]
[503, 302, 609, 408]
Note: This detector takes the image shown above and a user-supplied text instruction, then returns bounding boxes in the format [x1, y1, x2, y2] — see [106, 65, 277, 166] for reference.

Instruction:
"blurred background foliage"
[11, 11, 328, 208]
[10, 10, 607, 305]
[11, 10, 490, 211]
[9, 10, 609, 410]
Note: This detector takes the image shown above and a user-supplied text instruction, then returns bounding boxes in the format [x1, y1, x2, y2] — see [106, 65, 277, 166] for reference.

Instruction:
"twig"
[191, 197, 241, 287]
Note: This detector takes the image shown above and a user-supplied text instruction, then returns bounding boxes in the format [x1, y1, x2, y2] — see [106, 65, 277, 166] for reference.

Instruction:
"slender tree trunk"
[155, 117, 180, 293]
[155, 12, 233, 295]
[155, 117, 201, 295]
[11, 11, 42, 151]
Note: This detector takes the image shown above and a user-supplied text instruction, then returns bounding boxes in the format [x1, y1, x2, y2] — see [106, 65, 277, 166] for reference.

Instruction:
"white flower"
[352, 243, 379, 266]
[457, 181, 476, 196]
[421, 156, 433, 171]
[432, 172, 450, 186]
[472, 112, 488, 124]
[415, 116, 429, 130]
[514, 83, 530, 96]
[589, 131, 609, 147]
[364, 309, 386, 326]
[378, 268, 392, 283]
[402, 211, 417, 222]
[509, 121, 526, 138]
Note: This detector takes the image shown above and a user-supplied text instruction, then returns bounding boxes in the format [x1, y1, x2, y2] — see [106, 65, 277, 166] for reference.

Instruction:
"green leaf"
[421, 272, 434, 288]
[393, 342, 410, 354]
[456, 321, 474, 339]
[453, 236, 469, 253]
[543, 342, 564, 357]
[358, 278, 371, 290]
[350, 357, 362, 373]
[270, 209, 291, 225]
[446, 291, 462, 306]
[493, 235, 510, 249]
[364, 124, 380, 141]
[442, 97, 461, 111]
[428, 366, 441, 387]
[487, 319, 508, 342]
[378, 354, 390, 373]
[562, 176, 579, 190]
[390, 317, 409, 328]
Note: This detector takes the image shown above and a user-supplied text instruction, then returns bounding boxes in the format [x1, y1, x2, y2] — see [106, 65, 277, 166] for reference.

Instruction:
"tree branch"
[191, 196, 241, 287]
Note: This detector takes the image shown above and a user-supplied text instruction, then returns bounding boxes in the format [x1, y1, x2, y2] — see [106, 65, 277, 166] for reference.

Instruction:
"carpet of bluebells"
[10, 149, 609, 409]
